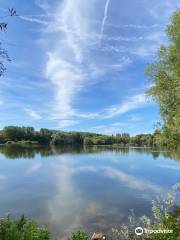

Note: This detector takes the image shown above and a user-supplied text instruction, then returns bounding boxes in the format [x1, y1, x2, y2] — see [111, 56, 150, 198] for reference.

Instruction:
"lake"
[0, 145, 179, 239]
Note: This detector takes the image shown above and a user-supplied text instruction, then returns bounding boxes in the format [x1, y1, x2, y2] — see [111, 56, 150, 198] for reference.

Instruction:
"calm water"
[0, 145, 179, 239]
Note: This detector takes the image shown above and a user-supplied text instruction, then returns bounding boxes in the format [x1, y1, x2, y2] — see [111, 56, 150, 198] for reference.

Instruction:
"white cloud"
[111, 122, 126, 127]
[145, 0, 180, 20]
[46, 53, 85, 118]
[35, 0, 162, 128]
[24, 108, 42, 120]
[57, 119, 79, 128]
[47, 159, 84, 234]
[100, 0, 111, 39]
[91, 122, 126, 129]
[90, 121, 133, 135]
[42, 0, 135, 123]
[102, 167, 164, 194]
[102, 94, 150, 119]
[102, 37, 164, 57]
[72, 93, 151, 121]
[107, 23, 162, 29]
[108, 56, 132, 70]
[146, 31, 166, 45]
[106, 35, 144, 42]
[0, 101, 3, 105]
[157, 164, 180, 170]
[60, 162, 165, 195]
[102, 45, 127, 53]
[27, 162, 42, 174]
[35, 0, 51, 12]
[103, 31, 166, 46]
[19, 15, 48, 25]
[133, 44, 158, 57]
[130, 114, 142, 122]
[92, 126, 125, 135]
[43, 0, 100, 120]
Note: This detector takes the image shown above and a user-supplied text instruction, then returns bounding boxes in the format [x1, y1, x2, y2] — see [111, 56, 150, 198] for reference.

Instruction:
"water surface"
[0, 146, 179, 239]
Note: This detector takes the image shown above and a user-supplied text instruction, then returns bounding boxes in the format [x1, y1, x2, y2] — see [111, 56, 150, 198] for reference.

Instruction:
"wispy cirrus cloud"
[102, 30, 166, 57]
[91, 123, 129, 135]
[57, 119, 79, 128]
[74, 93, 151, 121]
[20, 0, 177, 131]
[102, 94, 150, 119]
[18, 15, 48, 25]
[157, 164, 180, 170]
[108, 56, 132, 70]
[24, 108, 42, 120]
[145, 0, 180, 20]
[45, 53, 85, 119]
[43, 0, 98, 120]
[40, 0, 135, 124]
[108, 23, 162, 29]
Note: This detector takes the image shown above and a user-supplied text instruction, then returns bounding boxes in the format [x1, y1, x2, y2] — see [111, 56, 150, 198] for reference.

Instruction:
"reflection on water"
[0, 145, 179, 239]
[0, 145, 179, 161]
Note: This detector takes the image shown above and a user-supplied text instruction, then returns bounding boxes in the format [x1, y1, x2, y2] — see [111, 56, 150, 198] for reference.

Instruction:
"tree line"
[0, 125, 166, 148]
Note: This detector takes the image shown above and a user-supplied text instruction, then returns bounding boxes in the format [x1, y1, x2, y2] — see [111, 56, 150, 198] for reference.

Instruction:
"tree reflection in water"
[0, 145, 179, 162]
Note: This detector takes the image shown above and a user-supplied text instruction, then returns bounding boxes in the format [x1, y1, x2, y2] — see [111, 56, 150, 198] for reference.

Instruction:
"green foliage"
[0, 125, 173, 148]
[116, 133, 130, 145]
[130, 134, 153, 147]
[0, 8, 17, 77]
[83, 137, 94, 145]
[146, 10, 180, 149]
[2, 126, 35, 141]
[0, 215, 49, 240]
[67, 230, 89, 240]
[148, 182, 180, 240]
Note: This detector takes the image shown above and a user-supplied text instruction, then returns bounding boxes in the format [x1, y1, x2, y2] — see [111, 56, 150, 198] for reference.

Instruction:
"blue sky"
[0, 0, 179, 135]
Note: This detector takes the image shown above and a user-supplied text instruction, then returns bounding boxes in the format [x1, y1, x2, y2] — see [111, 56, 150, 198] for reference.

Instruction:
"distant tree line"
[0, 125, 168, 148]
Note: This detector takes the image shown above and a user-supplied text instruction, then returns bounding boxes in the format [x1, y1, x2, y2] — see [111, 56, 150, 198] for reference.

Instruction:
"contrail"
[18, 15, 48, 25]
[100, 0, 111, 39]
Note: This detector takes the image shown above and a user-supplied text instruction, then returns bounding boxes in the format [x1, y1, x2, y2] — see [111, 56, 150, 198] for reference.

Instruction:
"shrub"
[67, 230, 89, 240]
[0, 215, 49, 240]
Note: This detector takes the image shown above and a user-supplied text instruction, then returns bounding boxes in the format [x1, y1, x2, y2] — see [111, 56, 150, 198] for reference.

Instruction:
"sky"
[0, 0, 179, 135]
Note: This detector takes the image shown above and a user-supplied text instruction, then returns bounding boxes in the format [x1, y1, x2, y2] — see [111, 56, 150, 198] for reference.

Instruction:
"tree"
[83, 137, 94, 145]
[0, 8, 17, 76]
[146, 10, 180, 149]
[2, 126, 35, 141]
